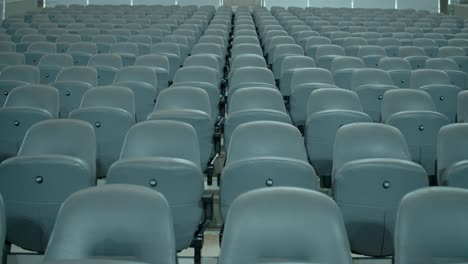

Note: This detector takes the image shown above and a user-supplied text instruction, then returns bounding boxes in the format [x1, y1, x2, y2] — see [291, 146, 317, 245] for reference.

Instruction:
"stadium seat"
[333, 123, 428, 256]
[394, 187, 468, 264]
[0, 119, 96, 253]
[219, 187, 353, 264]
[42, 185, 176, 264]
[69, 86, 135, 178]
[38, 54, 74, 84]
[221, 121, 317, 220]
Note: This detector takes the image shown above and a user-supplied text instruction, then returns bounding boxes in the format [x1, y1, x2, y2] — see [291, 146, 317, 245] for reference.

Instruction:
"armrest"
[202, 190, 214, 223]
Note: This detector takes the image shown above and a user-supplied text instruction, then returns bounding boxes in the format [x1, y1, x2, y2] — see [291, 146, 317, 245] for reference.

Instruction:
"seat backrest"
[227, 121, 308, 163]
[110, 42, 139, 56]
[291, 68, 335, 87]
[88, 54, 122, 69]
[381, 89, 436, 121]
[114, 66, 157, 89]
[229, 87, 287, 114]
[331, 56, 365, 72]
[38, 53, 74, 67]
[230, 67, 275, 87]
[18, 119, 95, 171]
[0, 194, 4, 263]
[135, 54, 169, 71]
[425, 58, 459, 71]
[120, 120, 200, 166]
[0, 65, 40, 84]
[358, 45, 387, 57]
[151, 43, 181, 57]
[4, 85, 59, 117]
[173, 66, 217, 88]
[395, 187, 468, 264]
[307, 88, 363, 115]
[56, 66, 97, 86]
[43, 184, 176, 264]
[378, 57, 412, 70]
[154, 86, 211, 117]
[351, 68, 394, 89]
[191, 43, 223, 57]
[184, 54, 220, 71]
[219, 187, 353, 264]
[230, 54, 267, 71]
[437, 123, 468, 176]
[80, 86, 135, 117]
[342, 37, 367, 47]
[333, 123, 411, 172]
[315, 44, 345, 59]
[280, 55, 316, 73]
[27, 41, 56, 53]
[438, 46, 466, 58]
[68, 42, 97, 54]
[410, 69, 450, 88]
[398, 46, 426, 57]
[413, 38, 437, 47]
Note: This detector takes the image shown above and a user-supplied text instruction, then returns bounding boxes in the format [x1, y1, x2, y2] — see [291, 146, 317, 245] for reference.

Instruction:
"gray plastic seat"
[377, 37, 401, 57]
[279, 56, 316, 97]
[106, 120, 204, 252]
[225, 88, 291, 152]
[219, 187, 353, 264]
[0, 194, 4, 264]
[332, 123, 428, 257]
[0, 65, 40, 107]
[42, 184, 176, 264]
[91, 35, 117, 54]
[394, 187, 468, 264]
[0, 52, 25, 71]
[305, 88, 372, 185]
[437, 123, 468, 187]
[438, 46, 466, 58]
[38, 54, 74, 84]
[378, 57, 412, 88]
[0, 119, 96, 253]
[425, 58, 467, 90]
[228, 54, 267, 82]
[69, 86, 135, 178]
[51, 66, 97, 118]
[221, 121, 317, 221]
[150, 43, 181, 81]
[191, 43, 225, 71]
[113, 66, 158, 122]
[56, 34, 82, 53]
[162, 36, 189, 63]
[351, 68, 398, 122]
[147, 87, 213, 170]
[25, 42, 57, 66]
[232, 36, 260, 46]
[410, 69, 461, 123]
[88, 54, 122, 86]
[412, 38, 439, 57]
[382, 89, 450, 179]
[264, 36, 295, 57]
[290, 68, 338, 127]
[270, 44, 305, 79]
[314, 44, 345, 70]
[134, 54, 169, 91]
[342, 37, 368, 57]
[110, 43, 138, 67]
[0, 41, 15, 52]
[357, 45, 387, 68]
[0, 85, 58, 162]
[129, 35, 152, 56]
[331, 56, 366, 90]
[184, 54, 222, 87]
[171, 66, 219, 120]
[458, 90, 468, 122]
[398, 46, 429, 70]
[68, 42, 97, 66]
[229, 67, 276, 99]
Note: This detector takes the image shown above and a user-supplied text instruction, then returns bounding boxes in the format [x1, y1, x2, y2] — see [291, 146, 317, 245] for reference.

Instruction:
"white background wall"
[265, 0, 306, 9]
[353, 0, 395, 9]
[309, 0, 351, 8]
